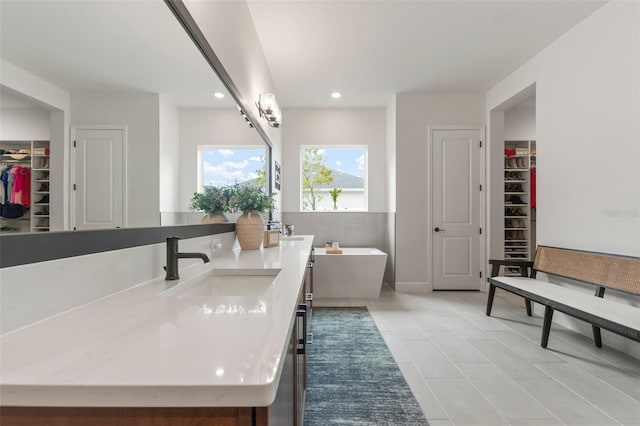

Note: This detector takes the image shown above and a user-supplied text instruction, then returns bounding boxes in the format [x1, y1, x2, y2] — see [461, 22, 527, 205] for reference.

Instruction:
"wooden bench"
[486, 246, 640, 349]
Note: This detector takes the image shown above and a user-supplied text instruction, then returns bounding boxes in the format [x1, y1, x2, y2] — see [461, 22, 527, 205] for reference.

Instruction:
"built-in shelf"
[503, 140, 536, 268]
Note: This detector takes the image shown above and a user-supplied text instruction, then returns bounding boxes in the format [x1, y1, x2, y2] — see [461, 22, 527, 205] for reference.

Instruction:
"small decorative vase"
[201, 212, 228, 224]
[235, 211, 265, 250]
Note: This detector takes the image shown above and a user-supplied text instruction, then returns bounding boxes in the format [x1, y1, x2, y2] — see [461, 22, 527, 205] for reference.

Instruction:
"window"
[300, 146, 367, 211]
[198, 146, 266, 191]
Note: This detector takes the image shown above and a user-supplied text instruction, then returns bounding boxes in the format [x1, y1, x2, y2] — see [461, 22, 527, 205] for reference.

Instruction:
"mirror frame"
[0, 0, 274, 267]
[165, 0, 274, 197]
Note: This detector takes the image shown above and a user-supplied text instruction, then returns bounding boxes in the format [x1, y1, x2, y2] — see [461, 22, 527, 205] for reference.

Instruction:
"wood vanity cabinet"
[2, 323, 306, 426]
[3, 320, 306, 426]
[1, 255, 314, 426]
[1, 407, 262, 426]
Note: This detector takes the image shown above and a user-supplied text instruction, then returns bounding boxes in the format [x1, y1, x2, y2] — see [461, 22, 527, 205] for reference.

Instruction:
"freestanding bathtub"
[313, 247, 388, 299]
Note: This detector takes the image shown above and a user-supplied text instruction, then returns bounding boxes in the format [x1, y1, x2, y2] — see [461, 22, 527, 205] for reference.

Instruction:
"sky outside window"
[321, 148, 365, 178]
[200, 146, 265, 189]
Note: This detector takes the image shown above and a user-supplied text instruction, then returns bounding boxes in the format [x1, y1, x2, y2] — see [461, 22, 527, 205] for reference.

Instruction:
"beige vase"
[201, 212, 228, 224]
[235, 211, 265, 250]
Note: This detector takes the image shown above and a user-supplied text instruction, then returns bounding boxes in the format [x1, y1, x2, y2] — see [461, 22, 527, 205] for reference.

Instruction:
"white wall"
[49, 110, 65, 230]
[486, 1, 639, 357]
[159, 96, 181, 213]
[280, 108, 387, 212]
[178, 108, 267, 212]
[394, 93, 485, 291]
[71, 92, 160, 228]
[504, 106, 536, 141]
[488, 0, 639, 257]
[386, 96, 397, 212]
[0, 108, 50, 140]
[489, 110, 506, 260]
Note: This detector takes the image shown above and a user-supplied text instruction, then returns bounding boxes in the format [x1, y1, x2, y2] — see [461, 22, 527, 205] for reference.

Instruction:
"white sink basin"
[160, 268, 281, 297]
[280, 236, 304, 241]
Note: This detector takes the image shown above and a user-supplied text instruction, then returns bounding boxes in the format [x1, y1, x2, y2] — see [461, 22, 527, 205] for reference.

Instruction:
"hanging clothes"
[7, 166, 16, 203]
[530, 166, 537, 209]
[11, 166, 31, 208]
[0, 164, 29, 218]
[0, 165, 10, 216]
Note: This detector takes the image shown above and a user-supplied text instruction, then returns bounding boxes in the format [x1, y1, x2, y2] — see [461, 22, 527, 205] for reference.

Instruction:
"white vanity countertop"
[0, 235, 314, 407]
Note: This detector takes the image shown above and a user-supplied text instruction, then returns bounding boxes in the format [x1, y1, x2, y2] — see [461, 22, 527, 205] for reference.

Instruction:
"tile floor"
[315, 288, 640, 426]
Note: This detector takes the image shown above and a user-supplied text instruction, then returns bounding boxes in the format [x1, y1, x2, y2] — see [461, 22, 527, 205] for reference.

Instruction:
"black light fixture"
[238, 107, 254, 128]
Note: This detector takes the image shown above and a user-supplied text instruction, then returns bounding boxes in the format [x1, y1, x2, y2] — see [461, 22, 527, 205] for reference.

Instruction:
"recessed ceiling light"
[213, 92, 225, 99]
[331, 91, 342, 99]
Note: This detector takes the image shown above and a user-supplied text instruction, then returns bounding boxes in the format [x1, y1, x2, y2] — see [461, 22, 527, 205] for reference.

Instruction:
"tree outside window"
[300, 147, 367, 211]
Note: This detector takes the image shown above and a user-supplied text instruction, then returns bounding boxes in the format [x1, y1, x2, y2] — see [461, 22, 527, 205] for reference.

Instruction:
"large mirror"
[0, 0, 270, 233]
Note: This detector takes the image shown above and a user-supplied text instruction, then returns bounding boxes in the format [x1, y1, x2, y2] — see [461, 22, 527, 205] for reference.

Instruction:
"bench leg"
[525, 298, 532, 316]
[486, 284, 496, 316]
[592, 325, 603, 348]
[490, 263, 501, 278]
[592, 286, 605, 348]
[541, 306, 554, 348]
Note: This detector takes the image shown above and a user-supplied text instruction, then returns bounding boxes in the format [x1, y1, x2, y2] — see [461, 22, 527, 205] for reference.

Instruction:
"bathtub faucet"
[164, 236, 210, 280]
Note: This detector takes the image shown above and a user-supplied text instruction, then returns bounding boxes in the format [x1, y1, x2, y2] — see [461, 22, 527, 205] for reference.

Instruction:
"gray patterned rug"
[304, 307, 429, 425]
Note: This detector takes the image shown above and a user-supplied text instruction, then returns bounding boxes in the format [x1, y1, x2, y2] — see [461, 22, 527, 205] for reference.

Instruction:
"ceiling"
[0, 0, 235, 108]
[247, 0, 606, 108]
[0, 1, 606, 111]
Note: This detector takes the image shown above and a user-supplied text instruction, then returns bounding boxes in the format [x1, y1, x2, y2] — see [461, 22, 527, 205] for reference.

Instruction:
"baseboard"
[395, 282, 431, 293]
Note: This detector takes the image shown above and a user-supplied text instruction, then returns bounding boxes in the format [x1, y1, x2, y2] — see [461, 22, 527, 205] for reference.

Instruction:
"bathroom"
[1, 0, 637, 353]
[1, 0, 639, 424]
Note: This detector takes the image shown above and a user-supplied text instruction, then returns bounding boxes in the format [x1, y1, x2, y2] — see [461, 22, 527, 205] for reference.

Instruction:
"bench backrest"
[533, 246, 640, 295]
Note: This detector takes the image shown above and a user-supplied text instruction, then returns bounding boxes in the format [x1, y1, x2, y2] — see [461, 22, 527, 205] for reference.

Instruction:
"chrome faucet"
[165, 236, 210, 280]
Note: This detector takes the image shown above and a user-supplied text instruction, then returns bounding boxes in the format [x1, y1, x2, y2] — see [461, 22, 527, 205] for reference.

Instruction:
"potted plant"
[329, 188, 342, 210]
[229, 185, 275, 249]
[189, 185, 234, 223]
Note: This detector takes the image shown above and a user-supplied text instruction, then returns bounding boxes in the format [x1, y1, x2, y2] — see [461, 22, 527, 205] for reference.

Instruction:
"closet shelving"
[0, 140, 50, 233]
[31, 140, 50, 232]
[503, 140, 536, 276]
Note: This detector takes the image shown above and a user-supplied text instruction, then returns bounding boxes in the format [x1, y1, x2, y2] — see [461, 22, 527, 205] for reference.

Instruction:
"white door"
[432, 128, 482, 290]
[71, 127, 126, 230]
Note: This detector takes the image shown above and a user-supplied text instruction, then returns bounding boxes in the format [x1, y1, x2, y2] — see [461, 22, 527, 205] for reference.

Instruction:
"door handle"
[434, 227, 446, 232]
[296, 304, 307, 355]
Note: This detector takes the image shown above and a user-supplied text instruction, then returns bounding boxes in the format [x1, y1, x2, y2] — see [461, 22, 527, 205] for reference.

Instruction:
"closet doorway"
[489, 87, 537, 273]
[70, 126, 127, 230]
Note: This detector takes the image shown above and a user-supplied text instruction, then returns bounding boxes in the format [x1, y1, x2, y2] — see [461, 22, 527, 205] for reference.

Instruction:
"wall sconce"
[257, 93, 282, 128]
